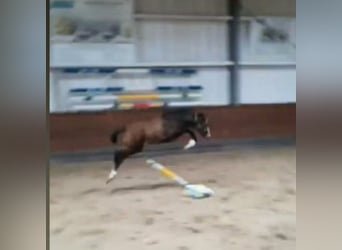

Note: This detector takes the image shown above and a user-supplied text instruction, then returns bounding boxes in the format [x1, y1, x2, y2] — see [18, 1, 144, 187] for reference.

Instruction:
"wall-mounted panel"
[240, 18, 296, 63]
[51, 43, 136, 67]
[240, 67, 296, 104]
[51, 67, 229, 112]
[136, 20, 228, 62]
[50, 0, 134, 43]
[135, 0, 228, 16]
[241, 0, 296, 17]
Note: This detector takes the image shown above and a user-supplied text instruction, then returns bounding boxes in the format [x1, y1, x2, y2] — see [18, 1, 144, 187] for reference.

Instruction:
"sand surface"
[50, 146, 296, 250]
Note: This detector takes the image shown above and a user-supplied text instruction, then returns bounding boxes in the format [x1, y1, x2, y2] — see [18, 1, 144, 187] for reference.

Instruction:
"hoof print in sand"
[274, 233, 288, 240]
[178, 246, 190, 250]
[185, 226, 201, 234]
[143, 238, 159, 245]
[52, 227, 64, 235]
[144, 217, 155, 225]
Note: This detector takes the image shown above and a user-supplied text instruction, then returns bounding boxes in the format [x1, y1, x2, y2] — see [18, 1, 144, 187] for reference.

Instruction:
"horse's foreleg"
[184, 129, 197, 150]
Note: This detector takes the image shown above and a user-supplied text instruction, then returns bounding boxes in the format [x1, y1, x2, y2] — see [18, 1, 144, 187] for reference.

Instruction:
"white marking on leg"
[184, 139, 196, 150]
[207, 127, 211, 138]
[109, 169, 117, 179]
[106, 169, 117, 184]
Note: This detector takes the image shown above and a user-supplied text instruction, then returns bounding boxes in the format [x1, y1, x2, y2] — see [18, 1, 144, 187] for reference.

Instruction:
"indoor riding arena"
[50, 106, 296, 250]
[49, 0, 296, 250]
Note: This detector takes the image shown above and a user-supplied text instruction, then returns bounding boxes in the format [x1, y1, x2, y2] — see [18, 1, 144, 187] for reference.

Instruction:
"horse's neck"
[184, 120, 197, 128]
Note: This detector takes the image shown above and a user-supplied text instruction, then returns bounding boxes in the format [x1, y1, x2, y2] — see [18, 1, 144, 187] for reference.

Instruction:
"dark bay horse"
[106, 108, 211, 183]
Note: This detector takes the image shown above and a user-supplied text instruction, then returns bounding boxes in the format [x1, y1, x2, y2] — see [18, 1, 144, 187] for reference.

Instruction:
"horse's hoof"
[106, 170, 117, 184]
[184, 139, 196, 150]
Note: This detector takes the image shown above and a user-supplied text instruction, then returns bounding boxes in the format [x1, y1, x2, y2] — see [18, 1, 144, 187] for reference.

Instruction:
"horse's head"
[194, 112, 211, 138]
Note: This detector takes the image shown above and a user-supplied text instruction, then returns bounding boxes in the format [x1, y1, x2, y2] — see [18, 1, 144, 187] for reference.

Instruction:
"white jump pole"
[146, 159, 214, 199]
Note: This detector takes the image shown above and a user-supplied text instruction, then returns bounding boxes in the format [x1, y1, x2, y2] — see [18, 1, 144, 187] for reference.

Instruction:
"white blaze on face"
[184, 139, 196, 150]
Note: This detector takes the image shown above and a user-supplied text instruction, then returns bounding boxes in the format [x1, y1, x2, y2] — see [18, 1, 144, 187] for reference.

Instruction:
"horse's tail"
[110, 128, 125, 144]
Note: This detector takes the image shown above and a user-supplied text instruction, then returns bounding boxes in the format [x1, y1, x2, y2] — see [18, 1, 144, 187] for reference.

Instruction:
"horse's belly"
[145, 136, 164, 144]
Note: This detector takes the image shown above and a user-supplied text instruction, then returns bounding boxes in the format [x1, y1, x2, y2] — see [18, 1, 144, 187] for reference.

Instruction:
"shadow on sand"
[76, 182, 180, 198]
[110, 182, 180, 195]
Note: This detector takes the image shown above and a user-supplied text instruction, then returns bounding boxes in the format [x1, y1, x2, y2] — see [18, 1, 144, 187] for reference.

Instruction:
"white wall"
[49, 72, 56, 112]
[50, 0, 296, 112]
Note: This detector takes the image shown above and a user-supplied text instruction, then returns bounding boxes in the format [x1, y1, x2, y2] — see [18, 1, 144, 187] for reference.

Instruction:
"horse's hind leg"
[106, 146, 143, 184]
[106, 149, 127, 184]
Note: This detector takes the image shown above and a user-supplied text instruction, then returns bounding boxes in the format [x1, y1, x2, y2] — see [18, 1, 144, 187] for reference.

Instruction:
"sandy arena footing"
[50, 145, 296, 250]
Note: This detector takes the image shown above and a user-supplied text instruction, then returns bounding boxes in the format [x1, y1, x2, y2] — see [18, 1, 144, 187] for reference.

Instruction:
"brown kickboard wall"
[50, 104, 296, 153]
